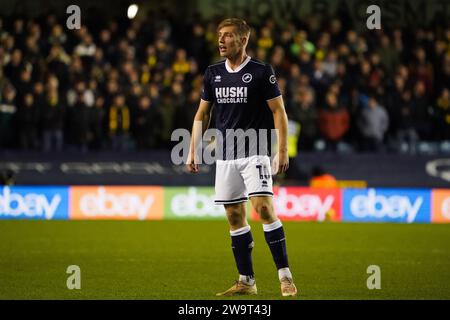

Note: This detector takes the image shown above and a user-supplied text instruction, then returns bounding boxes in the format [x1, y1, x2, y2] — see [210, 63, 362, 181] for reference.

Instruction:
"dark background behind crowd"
[0, 3, 449, 154]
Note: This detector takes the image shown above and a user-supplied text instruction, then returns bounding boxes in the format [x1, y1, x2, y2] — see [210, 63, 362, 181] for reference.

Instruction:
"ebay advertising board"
[1, 185, 450, 223]
[164, 187, 228, 219]
[342, 188, 431, 223]
[69, 186, 164, 220]
[431, 189, 450, 223]
[0, 186, 69, 220]
[251, 187, 342, 222]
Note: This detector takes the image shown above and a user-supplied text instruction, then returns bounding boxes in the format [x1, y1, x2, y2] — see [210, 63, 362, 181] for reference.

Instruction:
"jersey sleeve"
[201, 67, 213, 102]
[262, 64, 282, 101]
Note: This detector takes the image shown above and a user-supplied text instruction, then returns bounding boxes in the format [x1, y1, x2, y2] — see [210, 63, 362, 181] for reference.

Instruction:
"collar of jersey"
[225, 55, 251, 73]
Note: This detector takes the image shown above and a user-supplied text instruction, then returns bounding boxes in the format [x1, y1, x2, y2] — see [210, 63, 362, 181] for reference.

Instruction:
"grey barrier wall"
[0, 151, 449, 188]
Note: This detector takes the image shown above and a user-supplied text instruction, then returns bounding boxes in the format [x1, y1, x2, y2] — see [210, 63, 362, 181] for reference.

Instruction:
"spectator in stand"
[411, 80, 432, 140]
[41, 88, 65, 152]
[24, 36, 42, 77]
[323, 50, 338, 78]
[310, 58, 331, 98]
[17, 92, 39, 150]
[12, 19, 25, 50]
[318, 90, 349, 151]
[288, 88, 318, 151]
[395, 90, 419, 154]
[270, 46, 290, 77]
[98, 29, 116, 64]
[409, 47, 434, 94]
[179, 88, 201, 131]
[386, 75, 406, 141]
[15, 67, 33, 96]
[46, 45, 70, 91]
[357, 96, 389, 152]
[32, 81, 45, 111]
[435, 88, 450, 140]
[108, 94, 130, 151]
[188, 23, 209, 71]
[376, 34, 400, 77]
[158, 85, 179, 145]
[286, 64, 301, 97]
[75, 33, 96, 73]
[0, 84, 17, 149]
[89, 96, 106, 150]
[172, 48, 190, 75]
[48, 24, 68, 47]
[435, 55, 450, 95]
[127, 82, 142, 111]
[3, 49, 23, 85]
[134, 95, 160, 149]
[68, 91, 90, 152]
[257, 26, 274, 51]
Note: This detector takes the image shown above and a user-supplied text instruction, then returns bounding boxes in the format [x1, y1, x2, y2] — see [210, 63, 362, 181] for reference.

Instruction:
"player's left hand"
[273, 150, 289, 174]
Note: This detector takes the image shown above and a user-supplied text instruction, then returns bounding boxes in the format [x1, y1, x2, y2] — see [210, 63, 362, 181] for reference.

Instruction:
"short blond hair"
[217, 18, 251, 38]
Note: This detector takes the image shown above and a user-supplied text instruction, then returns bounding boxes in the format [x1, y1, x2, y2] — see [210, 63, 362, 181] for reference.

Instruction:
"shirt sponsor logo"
[215, 86, 248, 103]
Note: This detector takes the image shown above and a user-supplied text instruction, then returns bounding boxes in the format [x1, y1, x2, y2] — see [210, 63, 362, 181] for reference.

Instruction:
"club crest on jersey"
[215, 75, 221, 82]
[242, 73, 252, 83]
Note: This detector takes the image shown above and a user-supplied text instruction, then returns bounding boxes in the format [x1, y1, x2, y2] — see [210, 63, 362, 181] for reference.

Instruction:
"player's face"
[217, 26, 245, 58]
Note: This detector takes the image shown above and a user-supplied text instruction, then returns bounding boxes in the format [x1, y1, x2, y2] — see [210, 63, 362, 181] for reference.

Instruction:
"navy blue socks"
[230, 225, 255, 280]
[230, 221, 292, 283]
[263, 220, 289, 270]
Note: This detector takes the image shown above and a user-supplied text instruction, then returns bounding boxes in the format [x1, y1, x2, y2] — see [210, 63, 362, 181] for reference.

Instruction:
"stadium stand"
[0, 9, 449, 155]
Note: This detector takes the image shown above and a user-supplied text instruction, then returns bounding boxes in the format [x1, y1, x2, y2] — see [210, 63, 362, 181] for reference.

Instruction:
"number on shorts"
[256, 165, 271, 180]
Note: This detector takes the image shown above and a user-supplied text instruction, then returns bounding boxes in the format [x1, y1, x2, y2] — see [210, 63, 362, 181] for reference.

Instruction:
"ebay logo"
[0, 186, 68, 220]
[70, 186, 163, 220]
[344, 189, 430, 223]
[252, 187, 342, 222]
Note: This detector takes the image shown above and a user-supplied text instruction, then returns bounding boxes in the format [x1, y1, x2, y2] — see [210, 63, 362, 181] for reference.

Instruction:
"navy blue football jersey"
[201, 56, 281, 160]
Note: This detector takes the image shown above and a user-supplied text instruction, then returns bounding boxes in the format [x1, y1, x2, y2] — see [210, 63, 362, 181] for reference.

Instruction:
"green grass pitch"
[0, 220, 449, 299]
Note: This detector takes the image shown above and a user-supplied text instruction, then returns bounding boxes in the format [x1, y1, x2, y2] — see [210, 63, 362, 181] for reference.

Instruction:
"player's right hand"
[186, 153, 199, 173]
[186, 161, 199, 173]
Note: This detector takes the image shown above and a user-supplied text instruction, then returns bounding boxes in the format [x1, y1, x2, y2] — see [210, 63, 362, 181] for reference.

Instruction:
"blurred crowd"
[0, 12, 449, 153]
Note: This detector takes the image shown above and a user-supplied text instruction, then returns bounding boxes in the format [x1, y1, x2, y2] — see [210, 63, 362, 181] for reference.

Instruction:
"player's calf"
[229, 225, 255, 284]
[251, 197, 297, 296]
[220, 203, 257, 296]
[263, 220, 298, 296]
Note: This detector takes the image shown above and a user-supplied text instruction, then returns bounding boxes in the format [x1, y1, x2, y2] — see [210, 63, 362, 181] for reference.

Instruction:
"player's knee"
[225, 206, 244, 227]
[255, 202, 273, 220]
[227, 213, 244, 227]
